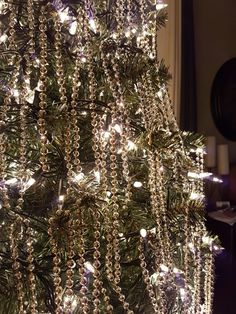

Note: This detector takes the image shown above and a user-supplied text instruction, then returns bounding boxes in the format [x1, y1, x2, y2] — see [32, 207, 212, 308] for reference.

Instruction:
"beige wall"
[193, 0, 236, 162]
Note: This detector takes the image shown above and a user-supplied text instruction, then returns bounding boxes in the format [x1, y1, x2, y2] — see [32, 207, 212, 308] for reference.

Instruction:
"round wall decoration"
[211, 58, 236, 141]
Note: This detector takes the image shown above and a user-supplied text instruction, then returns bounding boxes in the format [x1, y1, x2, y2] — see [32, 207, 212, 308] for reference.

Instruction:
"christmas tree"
[0, 0, 218, 313]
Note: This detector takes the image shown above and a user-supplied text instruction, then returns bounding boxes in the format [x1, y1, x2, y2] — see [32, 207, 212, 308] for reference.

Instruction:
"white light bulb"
[180, 288, 186, 300]
[140, 228, 147, 238]
[69, 20, 77, 35]
[5, 178, 18, 185]
[81, 56, 87, 63]
[73, 172, 84, 182]
[127, 140, 137, 151]
[113, 124, 122, 134]
[190, 191, 204, 200]
[160, 264, 169, 272]
[59, 195, 65, 202]
[156, 0, 168, 10]
[202, 235, 213, 246]
[89, 18, 97, 33]
[106, 191, 112, 198]
[213, 177, 223, 183]
[58, 7, 70, 23]
[103, 131, 110, 140]
[133, 181, 142, 188]
[0, 33, 7, 43]
[94, 170, 101, 184]
[25, 89, 35, 104]
[84, 261, 95, 273]
[24, 178, 36, 190]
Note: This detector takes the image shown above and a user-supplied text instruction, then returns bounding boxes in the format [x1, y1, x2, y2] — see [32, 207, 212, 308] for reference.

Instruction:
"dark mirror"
[211, 58, 236, 141]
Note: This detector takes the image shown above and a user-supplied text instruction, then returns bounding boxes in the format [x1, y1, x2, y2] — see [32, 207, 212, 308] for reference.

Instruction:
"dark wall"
[193, 0, 236, 162]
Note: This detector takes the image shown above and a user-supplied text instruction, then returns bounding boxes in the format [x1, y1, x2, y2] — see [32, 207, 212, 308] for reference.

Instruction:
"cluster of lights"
[5, 176, 36, 191]
[190, 191, 205, 201]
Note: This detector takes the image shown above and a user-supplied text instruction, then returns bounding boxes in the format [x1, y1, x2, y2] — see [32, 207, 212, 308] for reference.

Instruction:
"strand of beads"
[9, 218, 25, 314]
[38, 6, 49, 173]
[110, 51, 133, 214]
[70, 6, 83, 177]
[192, 225, 203, 314]
[138, 235, 160, 313]
[48, 215, 63, 314]
[83, 2, 104, 312]
[204, 251, 214, 314]
[25, 221, 38, 314]
[76, 206, 89, 313]
[53, 9, 72, 180]
[183, 200, 191, 314]
[101, 46, 133, 314]
[147, 151, 167, 313]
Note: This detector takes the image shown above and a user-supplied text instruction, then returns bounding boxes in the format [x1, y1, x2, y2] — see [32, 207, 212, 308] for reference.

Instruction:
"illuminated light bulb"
[89, 18, 97, 33]
[34, 58, 40, 68]
[190, 191, 204, 200]
[5, 178, 18, 185]
[81, 111, 87, 116]
[94, 170, 101, 183]
[135, 108, 142, 114]
[84, 261, 95, 273]
[113, 124, 122, 133]
[125, 29, 131, 38]
[73, 172, 85, 182]
[81, 56, 87, 63]
[118, 101, 124, 108]
[24, 177, 36, 190]
[133, 181, 142, 188]
[127, 140, 137, 151]
[173, 267, 182, 274]
[212, 177, 223, 183]
[58, 7, 70, 23]
[156, 0, 168, 10]
[149, 53, 155, 59]
[157, 90, 163, 98]
[69, 20, 77, 35]
[150, 227, 156, 234]
[25, 89, 35, 104]
[112, 32, 118, 39]
[131, 27, 137, 34]
[106, 191, 112, 197]
[179, 288, 186, 300]
[188, 242, 195, 251]
[12, 89, 19, 98]
[202, 235, 213, 246]
[63, 295, 78, 310]
[103, 131, 110, 140]
[140, 228, 147, 238]
[199, 172, 212, 178]
[59, 195, 65, 202]
[196, 147, 204, 154]
[188, 172, 199, 179]
[160, 264, 169, 272]
[0, 33, 7, 43]
[119, 233, 124, 238]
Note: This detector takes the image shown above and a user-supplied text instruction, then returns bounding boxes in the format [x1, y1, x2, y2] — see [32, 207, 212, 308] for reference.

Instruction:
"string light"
[156, 0, 168, 11]
[58, 7, 70, 23]
[5, 178, 18, 185]
[69, 20, 77, 35]
[94, 170, 101, 184]
[140, 228, 147, 238]
[0, 33, 7, 43]
[133, 181, 142, 188]
[84, 261, 95, 273]
[127, 140, 137, 151]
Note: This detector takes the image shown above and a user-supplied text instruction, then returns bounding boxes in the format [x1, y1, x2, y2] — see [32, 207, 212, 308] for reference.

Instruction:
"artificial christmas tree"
[0, 0, 218, 313]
